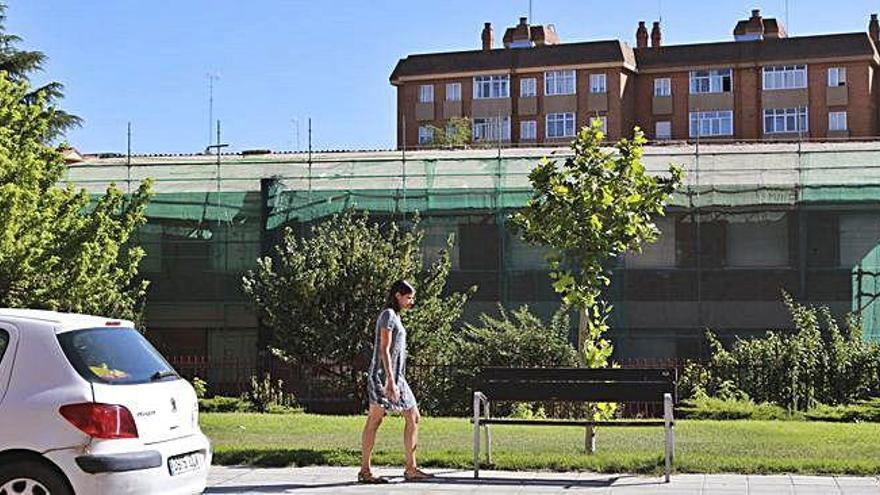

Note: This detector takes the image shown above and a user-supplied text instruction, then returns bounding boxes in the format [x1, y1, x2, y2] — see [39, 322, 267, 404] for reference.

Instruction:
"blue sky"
[8, 1, 880, 153]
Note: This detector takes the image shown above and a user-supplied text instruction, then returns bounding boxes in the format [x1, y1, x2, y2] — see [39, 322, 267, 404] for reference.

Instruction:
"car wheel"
[0, 460, 72, 495]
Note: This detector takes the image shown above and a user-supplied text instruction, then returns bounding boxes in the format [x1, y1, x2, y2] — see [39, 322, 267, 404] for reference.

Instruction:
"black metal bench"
[472, 367, 677, 481]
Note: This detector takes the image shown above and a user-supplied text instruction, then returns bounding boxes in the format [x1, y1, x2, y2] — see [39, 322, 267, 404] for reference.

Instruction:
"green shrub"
[414, 305, 580, 417]
[678, 393, 792, 421]
[242, 373, 294, 413]
[191, 376, 208, 400]
[199, 396, 253, 413]
[805, 398, 880, 422]
[683, 295, 880, 411]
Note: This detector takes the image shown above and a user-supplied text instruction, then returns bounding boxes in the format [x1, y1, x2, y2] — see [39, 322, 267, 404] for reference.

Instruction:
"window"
[828, 67, 846, 87]
[0, 329, 7, 364]
[590, 73, 607, 93]
[689, 110, 733, 137]
[544, 70, 576, 96]
[520, 120, 537, 140]
[763, 107, 808, 134]
[654, 78, 671, 97]
[472, 116, 511, 141]
[418, 126, 433, 145]
[762, 65, 807, 90]
[656, 121, 672, 140]
[520, 77, 537, 97]
[829, 111, 848, 131]
[473, 75, 510, 99]
[445, 83, 461, 101]
[57, 327, 177, 385]
[418, 84, 434, 103]
[591, 115, 607, 133]
[546, 112, 576, 138]
[689, 69, 732, 94]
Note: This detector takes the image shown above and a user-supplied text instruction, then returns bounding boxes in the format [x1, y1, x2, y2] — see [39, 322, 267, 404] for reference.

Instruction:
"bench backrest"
[476, 367, 676, 403]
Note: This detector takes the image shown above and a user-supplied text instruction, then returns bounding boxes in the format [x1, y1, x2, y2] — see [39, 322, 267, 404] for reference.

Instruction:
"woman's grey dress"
[367, 308, 417, 411]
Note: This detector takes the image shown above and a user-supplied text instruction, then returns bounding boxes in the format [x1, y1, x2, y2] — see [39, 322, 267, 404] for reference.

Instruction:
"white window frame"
[829, 111, 848, 132]
[544, 70, 576, 96]
[689, 110, 734, 137]
[472, 116, 511, 142]
[655, 121, 672, 140]
[689, 69, 732, 94]
[418, 84, 434, 103]
[445, 82, 461, 101]
[520, 77, 537, 97]
[762, 65, 807, 90]
[473, 75, 510, 99]
[589, 73, 607, 93]
[828, 67, 847, 87]
[418, 126, 433, 145]
[654, 78, 671, 97]
[763, 107, 808, 134]
[520, 120, 537, 140]
[546, 112, 576, 138]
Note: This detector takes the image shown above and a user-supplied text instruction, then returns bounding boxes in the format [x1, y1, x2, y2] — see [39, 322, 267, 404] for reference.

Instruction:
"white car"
[0, 309, 211, 494]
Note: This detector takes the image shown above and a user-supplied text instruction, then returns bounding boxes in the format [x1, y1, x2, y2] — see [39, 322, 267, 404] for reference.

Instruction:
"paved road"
[206, 466, 880, 494]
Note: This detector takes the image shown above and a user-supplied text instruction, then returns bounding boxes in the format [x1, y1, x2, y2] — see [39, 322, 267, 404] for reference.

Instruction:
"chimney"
[636, 21, 648, 49]
[651, 21, 662, 48]
[481, 22, 494, 51]
[871, 14, 880, 43]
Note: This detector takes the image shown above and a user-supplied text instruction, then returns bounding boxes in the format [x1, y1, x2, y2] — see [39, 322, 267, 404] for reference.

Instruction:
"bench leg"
[585, 425, 596, 454]
[473, 392, 481, 479]
[484, 400, 492, 465]
[664, 393, 673, 483]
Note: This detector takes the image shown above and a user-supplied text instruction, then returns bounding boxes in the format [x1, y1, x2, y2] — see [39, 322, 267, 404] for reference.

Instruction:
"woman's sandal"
[403, 468, 435, 482]
[357, 471, 389, 484]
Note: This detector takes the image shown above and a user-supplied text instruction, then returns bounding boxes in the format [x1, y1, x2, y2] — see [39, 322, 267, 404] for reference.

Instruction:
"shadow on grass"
[213, 448, 667, 475]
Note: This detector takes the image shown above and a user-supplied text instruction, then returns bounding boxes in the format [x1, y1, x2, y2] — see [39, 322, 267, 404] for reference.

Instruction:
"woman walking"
[359, 280, 433, 483]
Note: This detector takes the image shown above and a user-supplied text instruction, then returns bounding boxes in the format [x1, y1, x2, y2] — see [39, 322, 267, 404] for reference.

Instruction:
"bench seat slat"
[474, 418, 668, 427]
[480, 381, 673, 402]
[480, 367, 675, 382]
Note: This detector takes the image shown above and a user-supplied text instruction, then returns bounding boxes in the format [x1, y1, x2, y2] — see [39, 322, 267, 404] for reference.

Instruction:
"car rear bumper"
[46, 432, 211, 495]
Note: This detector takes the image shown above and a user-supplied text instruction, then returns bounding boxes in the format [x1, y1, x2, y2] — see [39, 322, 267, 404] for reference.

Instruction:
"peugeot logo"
[170, 398, 177, 413]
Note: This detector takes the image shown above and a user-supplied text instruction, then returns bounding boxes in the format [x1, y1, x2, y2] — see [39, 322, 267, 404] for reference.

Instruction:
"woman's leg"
[402, 406, 421, 473]
[360, 404, 385, 474]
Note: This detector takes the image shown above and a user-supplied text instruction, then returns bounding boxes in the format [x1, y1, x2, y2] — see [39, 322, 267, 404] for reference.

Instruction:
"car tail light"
[59, 403, 139, 439]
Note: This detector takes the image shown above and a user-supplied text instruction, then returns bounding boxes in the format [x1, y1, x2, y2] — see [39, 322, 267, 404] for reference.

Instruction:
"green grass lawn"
[201, 413, 880, 475]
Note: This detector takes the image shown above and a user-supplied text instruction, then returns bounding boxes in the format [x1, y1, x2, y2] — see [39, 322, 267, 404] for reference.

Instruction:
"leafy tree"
[0, 4, 81, 136]
[242, 210, 472, 406]
[0, 75, 153, 321]
[510, 122, 683, 367]
[427, 117, 471, 148]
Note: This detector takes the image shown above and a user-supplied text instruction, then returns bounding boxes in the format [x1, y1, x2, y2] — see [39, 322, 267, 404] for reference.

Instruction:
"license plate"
[168, 451, 204, 476]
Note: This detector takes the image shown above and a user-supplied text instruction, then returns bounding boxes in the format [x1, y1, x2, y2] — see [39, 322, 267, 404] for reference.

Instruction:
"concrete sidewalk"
[206, 466, 880, 494]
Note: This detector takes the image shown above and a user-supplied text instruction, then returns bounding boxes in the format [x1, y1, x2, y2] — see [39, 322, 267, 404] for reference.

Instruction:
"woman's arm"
[379, 326, 399, 401]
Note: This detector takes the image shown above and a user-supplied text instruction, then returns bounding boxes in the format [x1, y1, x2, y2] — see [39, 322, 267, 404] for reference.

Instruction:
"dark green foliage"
[0, 4, 81, 136]
[199, 396, 253, 413]
[242, 210, 471, 406]
[414, 306, 580, 416]
[683, 295, 880, 411]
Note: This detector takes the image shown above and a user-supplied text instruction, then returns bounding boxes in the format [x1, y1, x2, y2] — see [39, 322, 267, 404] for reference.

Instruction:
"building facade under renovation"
[66, 141, 880, 385]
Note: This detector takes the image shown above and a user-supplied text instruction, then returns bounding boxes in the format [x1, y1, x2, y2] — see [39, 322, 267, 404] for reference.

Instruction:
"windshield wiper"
[150, 370, 178, 381]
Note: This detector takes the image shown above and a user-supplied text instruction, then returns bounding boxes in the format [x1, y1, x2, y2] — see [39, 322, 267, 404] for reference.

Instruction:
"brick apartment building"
[391, 10, 880, 147]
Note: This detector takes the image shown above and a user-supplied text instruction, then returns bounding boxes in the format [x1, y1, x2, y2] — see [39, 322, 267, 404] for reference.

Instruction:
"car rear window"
[57, 327, 177, 385]
[0, 330, 8, 363]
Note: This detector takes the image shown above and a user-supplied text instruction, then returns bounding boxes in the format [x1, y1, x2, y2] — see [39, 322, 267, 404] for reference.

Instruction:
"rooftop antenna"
[206, 72, 220, 149]
[658, 0, 663, 23]
[785, 0, 790, 33]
